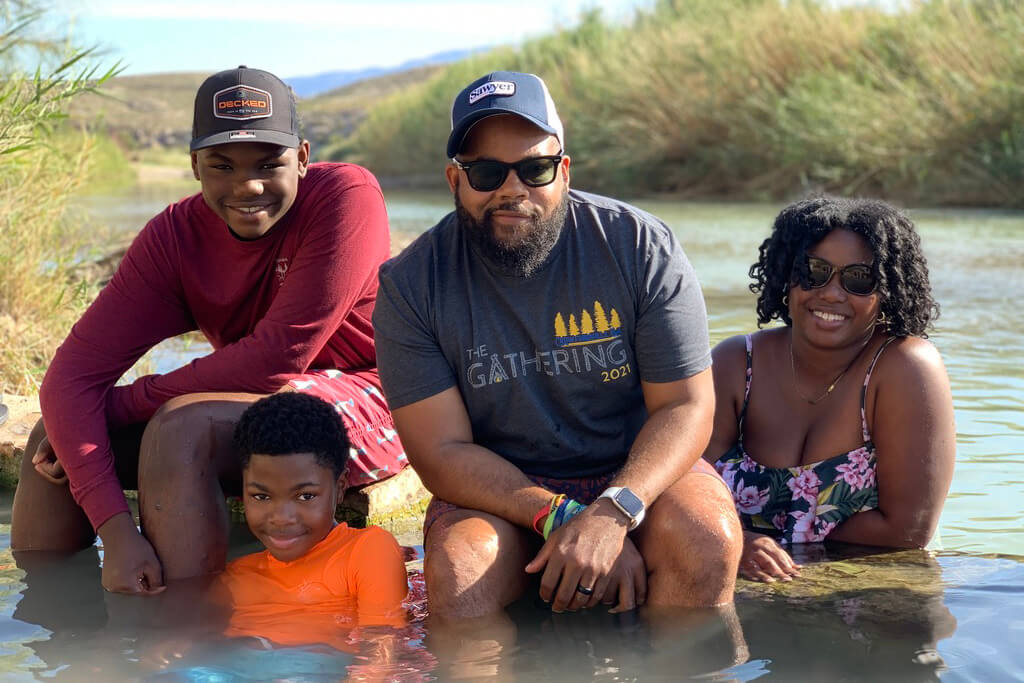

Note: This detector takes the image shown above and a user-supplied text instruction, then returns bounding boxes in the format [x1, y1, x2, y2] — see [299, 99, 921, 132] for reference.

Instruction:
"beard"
[454, 183, 568, 279]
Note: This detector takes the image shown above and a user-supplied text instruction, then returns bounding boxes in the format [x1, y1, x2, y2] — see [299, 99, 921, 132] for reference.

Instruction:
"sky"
[52, 0, 646, 78]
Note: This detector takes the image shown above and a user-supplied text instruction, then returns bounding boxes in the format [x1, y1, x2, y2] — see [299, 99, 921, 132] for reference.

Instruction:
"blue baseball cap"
[447, 71, 564, 159]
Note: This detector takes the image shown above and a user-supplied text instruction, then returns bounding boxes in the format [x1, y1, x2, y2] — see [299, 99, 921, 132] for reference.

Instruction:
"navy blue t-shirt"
[373, 189, 710, 478]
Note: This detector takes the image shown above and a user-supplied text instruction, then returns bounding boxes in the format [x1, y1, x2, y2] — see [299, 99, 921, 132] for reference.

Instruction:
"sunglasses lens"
[841, 265, 877, 295]
[466, 162, 508, 191]
[805, 257, 833, 288]
[517, 157, 558, 186]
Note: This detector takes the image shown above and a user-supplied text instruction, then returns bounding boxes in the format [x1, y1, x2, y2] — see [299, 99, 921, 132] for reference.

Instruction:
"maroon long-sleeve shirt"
[40, 163, 390, 530]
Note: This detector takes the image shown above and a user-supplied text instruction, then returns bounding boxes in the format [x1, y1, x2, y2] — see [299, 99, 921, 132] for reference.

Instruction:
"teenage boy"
[222, 391, 408, 644]
[11, 66, 406, 594]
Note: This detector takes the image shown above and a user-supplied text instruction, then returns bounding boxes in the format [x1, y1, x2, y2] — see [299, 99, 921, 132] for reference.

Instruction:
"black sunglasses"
[793, 255, 878, 296]
[452, 154, 563, 192]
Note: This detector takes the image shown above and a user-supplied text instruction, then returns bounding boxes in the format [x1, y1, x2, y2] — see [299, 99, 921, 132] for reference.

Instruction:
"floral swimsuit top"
[713, 335, 895, 545]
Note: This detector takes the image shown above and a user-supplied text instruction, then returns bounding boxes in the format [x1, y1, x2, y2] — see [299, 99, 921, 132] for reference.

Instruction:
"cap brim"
[447, 109, 558, 158]
[190, 129, 300, 152]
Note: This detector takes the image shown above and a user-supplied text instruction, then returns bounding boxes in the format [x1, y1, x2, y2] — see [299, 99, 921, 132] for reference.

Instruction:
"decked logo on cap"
[468, 81, 515, 105]
[213, 85, 272, 120]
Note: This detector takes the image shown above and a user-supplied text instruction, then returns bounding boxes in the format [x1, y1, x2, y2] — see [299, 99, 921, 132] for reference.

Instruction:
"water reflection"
[3, 510, 1024, 679]
[734, 546, 957, 682]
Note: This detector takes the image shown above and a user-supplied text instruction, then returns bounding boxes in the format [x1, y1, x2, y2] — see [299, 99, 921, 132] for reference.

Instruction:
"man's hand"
[30, 434, 68, 485]
[524, 499, 640, 613]
[98, 512, 167, 595]
[739, 530, 801, 582]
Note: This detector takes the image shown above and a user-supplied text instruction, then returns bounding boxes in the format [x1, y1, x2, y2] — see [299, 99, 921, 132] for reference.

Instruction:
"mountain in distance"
[286, 48, 485, 98]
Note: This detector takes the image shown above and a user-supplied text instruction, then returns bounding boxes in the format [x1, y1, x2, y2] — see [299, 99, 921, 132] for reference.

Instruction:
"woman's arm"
[828, 338, 956, 548]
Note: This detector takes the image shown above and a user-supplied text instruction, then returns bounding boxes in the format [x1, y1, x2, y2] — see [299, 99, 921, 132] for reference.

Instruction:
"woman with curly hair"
[703, 196, 956, 583]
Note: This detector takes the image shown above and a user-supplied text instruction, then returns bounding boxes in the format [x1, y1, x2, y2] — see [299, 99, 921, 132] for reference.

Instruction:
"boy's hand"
[31, 435, 68, 485]
[98, 512, 167, 595]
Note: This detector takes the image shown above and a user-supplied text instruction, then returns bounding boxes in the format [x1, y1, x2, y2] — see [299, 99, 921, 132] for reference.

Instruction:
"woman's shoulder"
[870, 336, 949, 392]
[712, 328, 784, 363]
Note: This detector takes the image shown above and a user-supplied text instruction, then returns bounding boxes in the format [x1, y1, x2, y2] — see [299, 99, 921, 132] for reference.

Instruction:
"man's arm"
[526, 369, 715, 611]
[392, 386, 554, 527]
[40, 214, 195, 532]
[614, 369, 715, 504]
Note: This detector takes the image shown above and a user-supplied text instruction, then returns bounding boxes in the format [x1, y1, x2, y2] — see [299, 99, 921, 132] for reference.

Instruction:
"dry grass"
[0, 135, 104, 393]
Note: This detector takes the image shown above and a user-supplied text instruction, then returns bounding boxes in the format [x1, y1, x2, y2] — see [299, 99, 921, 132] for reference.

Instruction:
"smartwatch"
[598, 486, 646, 530]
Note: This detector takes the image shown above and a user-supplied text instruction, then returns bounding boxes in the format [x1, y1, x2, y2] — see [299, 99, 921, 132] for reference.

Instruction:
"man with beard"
[373, 72, 742, 619]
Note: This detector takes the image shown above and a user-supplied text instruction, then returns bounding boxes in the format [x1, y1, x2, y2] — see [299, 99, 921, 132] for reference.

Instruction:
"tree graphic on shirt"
[593, 301, 610, 332]
[554, 313, 568, 338]
[581, 310, 594, 334]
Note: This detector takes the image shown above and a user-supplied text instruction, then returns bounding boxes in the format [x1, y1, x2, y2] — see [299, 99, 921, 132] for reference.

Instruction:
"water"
[6, 186, 1019, 680]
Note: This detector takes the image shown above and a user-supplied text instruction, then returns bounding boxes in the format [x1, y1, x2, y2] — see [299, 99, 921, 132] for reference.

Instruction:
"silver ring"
[576, 584, 594, 596]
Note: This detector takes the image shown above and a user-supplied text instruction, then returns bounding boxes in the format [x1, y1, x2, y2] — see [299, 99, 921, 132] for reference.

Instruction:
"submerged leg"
[423, 507, 537, 620]
[138, 392, 261, 580]
[635, 466, 743, 607]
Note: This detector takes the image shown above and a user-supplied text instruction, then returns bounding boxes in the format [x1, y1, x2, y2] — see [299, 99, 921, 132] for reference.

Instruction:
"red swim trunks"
[287, 369, 406, 488]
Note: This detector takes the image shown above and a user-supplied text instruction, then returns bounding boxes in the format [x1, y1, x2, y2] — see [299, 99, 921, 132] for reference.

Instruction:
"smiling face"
[242, 452, 343, 563]
[191, 140, 310, 239]
[789, 228, 882, 348]
[445, 114, 570, 273]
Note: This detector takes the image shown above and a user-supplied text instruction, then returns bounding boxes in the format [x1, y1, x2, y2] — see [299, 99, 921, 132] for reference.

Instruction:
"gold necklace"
[789, 335, 869, 405]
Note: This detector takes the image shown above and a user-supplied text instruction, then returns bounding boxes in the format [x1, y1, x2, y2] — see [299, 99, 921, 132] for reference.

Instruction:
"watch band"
[598, 486, 646, 530]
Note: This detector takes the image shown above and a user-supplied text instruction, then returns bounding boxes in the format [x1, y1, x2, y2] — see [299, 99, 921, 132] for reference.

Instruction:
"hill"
[286, 48, 480, 97]
[72, 72, 206, 150]
[69, 65, 448, 159]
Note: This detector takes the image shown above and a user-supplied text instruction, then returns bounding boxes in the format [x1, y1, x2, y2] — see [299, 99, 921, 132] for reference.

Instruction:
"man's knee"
[424, 510, 533, 619]
[642, 474, 743, 576]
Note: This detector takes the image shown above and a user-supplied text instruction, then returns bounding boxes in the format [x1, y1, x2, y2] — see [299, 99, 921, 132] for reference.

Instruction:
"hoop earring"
[875, 310, 889, 327]
[782, 294, 789, 308]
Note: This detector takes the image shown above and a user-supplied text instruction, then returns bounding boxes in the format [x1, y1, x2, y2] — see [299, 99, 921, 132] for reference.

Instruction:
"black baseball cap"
[190, 66, 300, 152]
[447, 71, 564, 159]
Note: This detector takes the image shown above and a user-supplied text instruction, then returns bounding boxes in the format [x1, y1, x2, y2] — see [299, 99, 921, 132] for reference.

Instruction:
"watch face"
[614, 488, 644, 517]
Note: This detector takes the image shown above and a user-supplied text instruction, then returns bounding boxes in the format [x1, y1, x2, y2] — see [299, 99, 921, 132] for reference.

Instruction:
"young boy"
[221, 391, 408, 646]
[11, 65, 407, 594]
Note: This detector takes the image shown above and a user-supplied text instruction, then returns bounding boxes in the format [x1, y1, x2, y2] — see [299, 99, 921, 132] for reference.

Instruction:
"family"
[9, 66, 957, 632]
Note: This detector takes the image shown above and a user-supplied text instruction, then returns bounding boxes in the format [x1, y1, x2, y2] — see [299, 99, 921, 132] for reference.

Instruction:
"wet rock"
[0, 394, 40, 488]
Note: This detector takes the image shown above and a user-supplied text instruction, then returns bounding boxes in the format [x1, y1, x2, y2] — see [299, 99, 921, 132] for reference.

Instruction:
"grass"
[0, 134, 105, 394]
[0, 2, 123, 394]
[344, 0, 1024, 206]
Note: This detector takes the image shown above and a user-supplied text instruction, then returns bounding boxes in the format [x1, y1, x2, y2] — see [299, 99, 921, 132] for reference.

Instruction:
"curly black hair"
[233, 392, 350, 479]
[749, 196, 939, 337]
